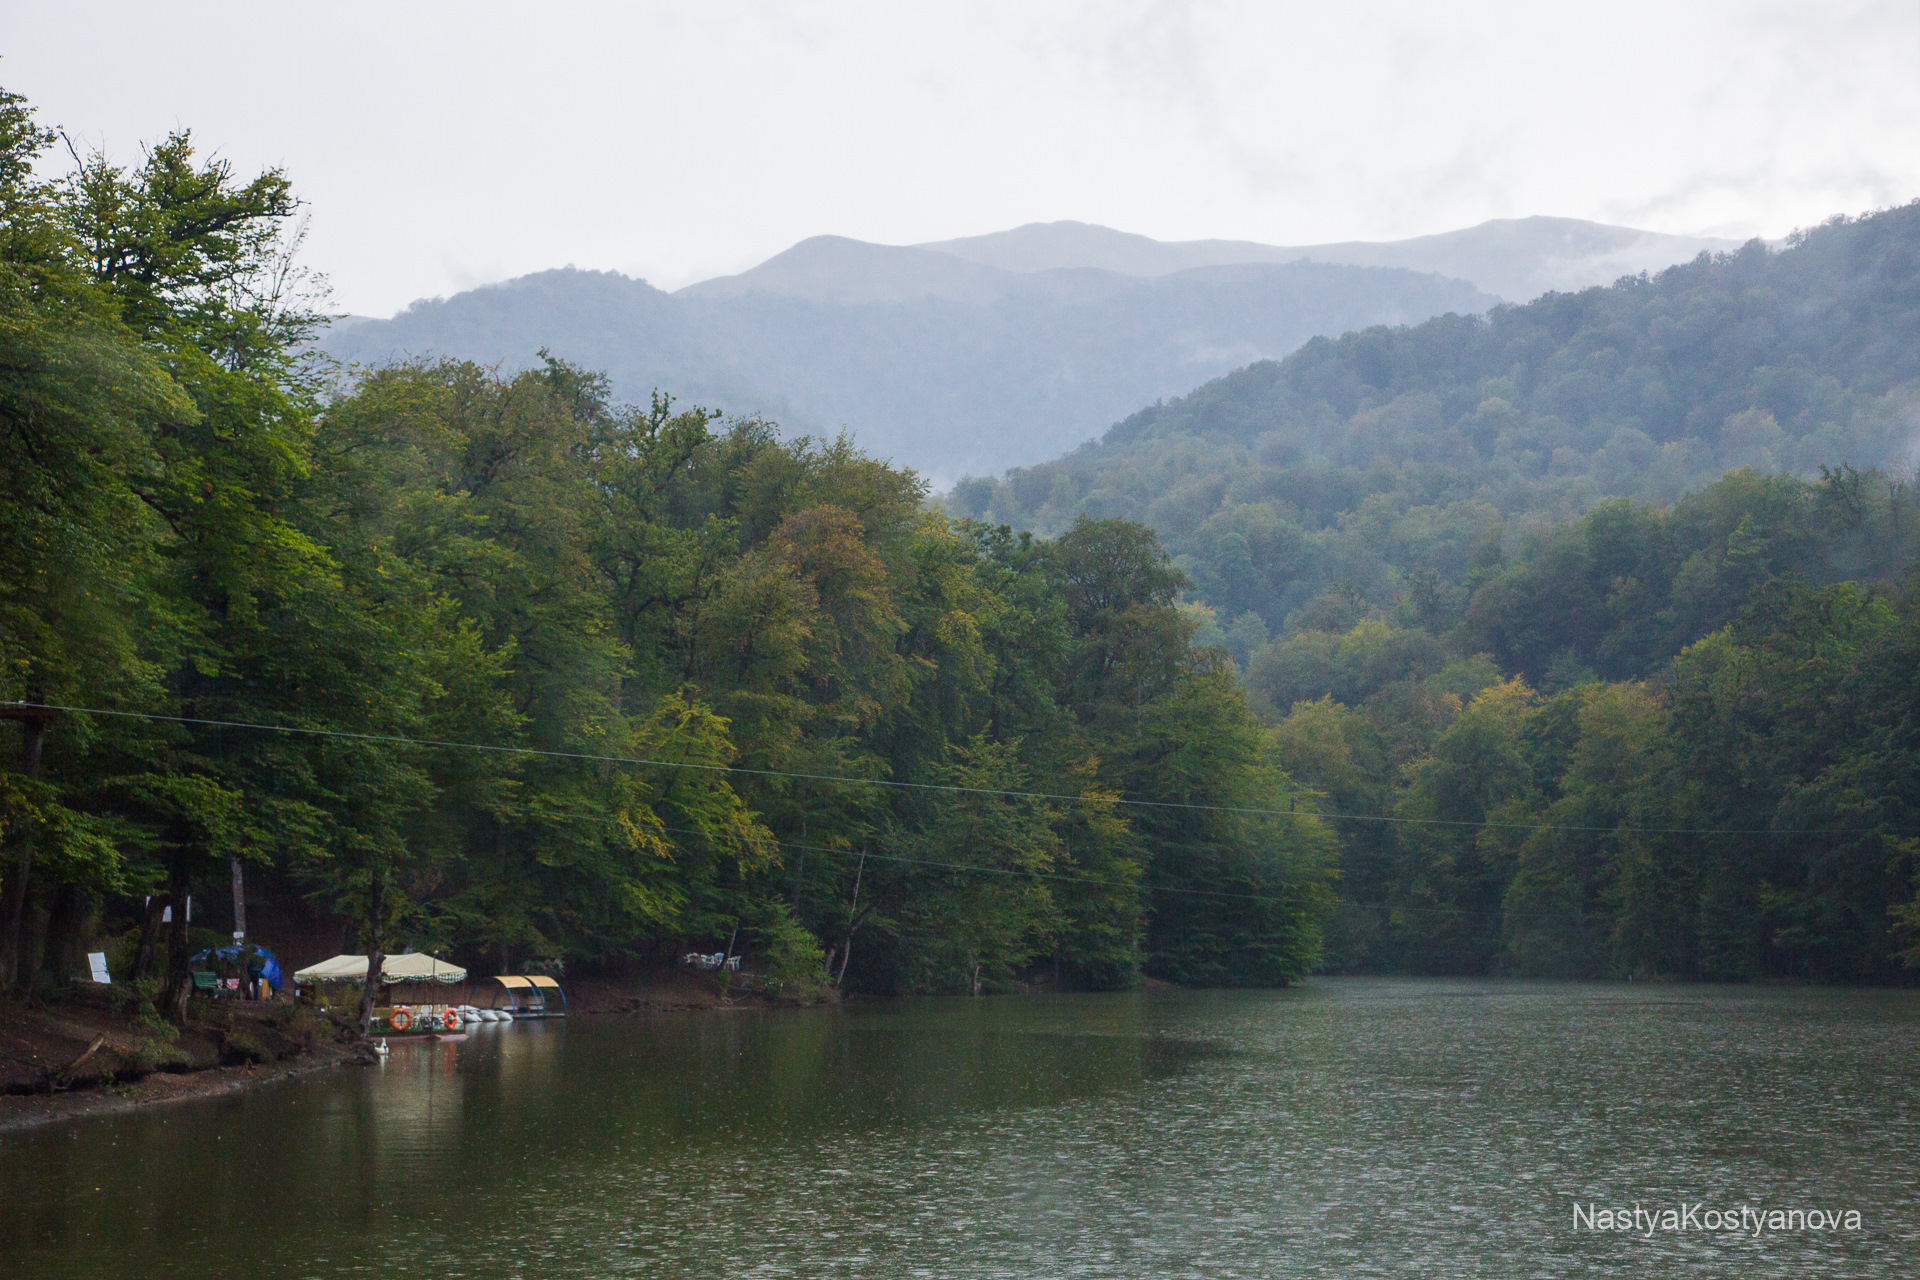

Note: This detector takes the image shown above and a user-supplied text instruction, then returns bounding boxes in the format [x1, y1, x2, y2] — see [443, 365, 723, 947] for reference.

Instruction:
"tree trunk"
[131, 893, 166, 982]
[162, 852, 192, 1023]
[791, 812, 808, 912]
[38, 882, 83, 990]
[493, 823, 510, 978]
[356, 863, 386, 1035]
[0, 714, 48, 994]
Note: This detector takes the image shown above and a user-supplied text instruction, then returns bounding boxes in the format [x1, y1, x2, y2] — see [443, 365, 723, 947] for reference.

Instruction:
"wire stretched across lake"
[3, 700, 1860, 838]
[501, 803, 1479, 918]
[510, 805, 1295, 906]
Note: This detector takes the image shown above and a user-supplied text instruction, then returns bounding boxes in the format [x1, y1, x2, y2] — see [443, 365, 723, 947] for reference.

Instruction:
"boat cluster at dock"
[289, 953, 567, 1037]
[381, 1003, 517, 1032]
[370, 974, 567, 1035]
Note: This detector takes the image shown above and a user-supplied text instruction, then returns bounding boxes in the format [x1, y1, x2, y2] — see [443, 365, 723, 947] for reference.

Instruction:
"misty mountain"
[919, 217, 1742, 304]
[322, 254, 1493, 480]
[321, 216, 1736, 481]
[684, 216, 1740, 307]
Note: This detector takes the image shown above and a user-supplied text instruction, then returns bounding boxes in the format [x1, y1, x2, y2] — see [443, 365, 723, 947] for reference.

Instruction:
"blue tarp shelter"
[191, 944, 285, 990]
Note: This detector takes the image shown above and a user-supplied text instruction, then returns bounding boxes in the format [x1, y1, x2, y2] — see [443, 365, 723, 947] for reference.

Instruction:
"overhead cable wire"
[500, 805, 1472, 917]
[2, 700, 1862, 838]
[664, 825, 1488, 919]
[507, 806, 1295, 907]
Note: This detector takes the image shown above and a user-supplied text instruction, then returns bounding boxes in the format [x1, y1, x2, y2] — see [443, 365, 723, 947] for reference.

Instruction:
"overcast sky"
[6, 1, 1917, 317]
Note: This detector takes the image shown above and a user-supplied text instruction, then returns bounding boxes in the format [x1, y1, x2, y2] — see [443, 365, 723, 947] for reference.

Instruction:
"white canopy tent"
[292, 953, 467, 984]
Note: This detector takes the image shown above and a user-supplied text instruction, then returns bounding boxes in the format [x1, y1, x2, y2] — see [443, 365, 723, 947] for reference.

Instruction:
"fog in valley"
[320, 216, 1738, 481]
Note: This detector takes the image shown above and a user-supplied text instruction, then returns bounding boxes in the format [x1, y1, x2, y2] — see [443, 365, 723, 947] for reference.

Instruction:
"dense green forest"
[6, 80, 1918, 1003]
[0, 88, 1335, 1016]
[1260, 476, 1920, 980]
[953, 200, 1920, 982]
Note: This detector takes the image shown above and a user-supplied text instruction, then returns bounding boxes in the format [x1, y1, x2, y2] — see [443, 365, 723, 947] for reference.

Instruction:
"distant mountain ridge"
[322, 217, 1736, 480]
[912, 217, 1743, 303]
[673, 217, 1740, 309]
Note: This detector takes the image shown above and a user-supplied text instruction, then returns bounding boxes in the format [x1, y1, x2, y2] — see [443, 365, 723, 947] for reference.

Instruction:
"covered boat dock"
[488, 975, 567, 1018]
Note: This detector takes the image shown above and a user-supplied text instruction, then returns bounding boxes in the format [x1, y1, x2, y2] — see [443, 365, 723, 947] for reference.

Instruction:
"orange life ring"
[443, 1008, 460, 1030]
[389, 1007, 413, 1032]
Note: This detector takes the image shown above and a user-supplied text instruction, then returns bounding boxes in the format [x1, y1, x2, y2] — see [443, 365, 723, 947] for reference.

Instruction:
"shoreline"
[0, 969, 810, 1135]
[0, 1035, 367, 1134]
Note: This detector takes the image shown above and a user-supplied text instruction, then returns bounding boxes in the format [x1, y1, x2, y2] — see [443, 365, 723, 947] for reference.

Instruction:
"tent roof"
[292, 953, 467, 984]
[494, 975, 532, 988]
[382, 953, 466, 982]
[293, 954, 367, 981]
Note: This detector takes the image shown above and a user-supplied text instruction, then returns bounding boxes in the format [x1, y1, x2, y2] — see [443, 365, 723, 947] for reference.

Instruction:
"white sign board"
[87, 952, 110, 984]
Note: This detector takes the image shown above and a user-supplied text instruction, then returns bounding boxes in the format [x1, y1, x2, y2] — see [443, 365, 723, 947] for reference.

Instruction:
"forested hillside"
[958, 204, 1920, 652]
[0, 88, 1333, 1017]
[1257, 477, 1920, 980]
[953, 204, 1920, 983]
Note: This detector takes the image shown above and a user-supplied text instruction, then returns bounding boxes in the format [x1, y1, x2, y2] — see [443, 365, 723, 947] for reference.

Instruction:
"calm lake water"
[3, 978, 1918, 1277]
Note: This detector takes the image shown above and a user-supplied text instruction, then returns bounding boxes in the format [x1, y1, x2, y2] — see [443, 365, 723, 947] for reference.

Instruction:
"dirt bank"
[0, 985, 367, 1134]
[0, 969, 825, 1133]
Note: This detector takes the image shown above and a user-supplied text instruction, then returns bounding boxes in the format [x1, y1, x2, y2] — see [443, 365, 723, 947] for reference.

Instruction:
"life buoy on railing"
[390, 1007, 413, 1032]
[443, 1008, 460, 1030]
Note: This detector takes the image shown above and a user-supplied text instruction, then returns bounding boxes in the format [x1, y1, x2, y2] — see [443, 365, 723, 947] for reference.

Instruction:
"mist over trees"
[320, 247, 1498, 483]
[0, 87, 1332, 1012]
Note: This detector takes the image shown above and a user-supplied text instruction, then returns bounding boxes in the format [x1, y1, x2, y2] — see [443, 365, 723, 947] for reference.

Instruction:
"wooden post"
[230, 855, 246, 941]
[835, 850, 864, 988]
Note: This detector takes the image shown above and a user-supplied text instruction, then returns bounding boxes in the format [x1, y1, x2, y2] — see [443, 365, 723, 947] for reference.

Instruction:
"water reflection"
[3, 981, 1917, 1278]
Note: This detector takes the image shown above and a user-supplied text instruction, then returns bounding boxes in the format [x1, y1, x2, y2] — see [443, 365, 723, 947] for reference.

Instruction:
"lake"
[3, 978, 1917, 1277]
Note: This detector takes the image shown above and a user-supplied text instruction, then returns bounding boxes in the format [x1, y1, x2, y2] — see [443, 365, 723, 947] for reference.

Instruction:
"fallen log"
[46, 1035, 106, 1092]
